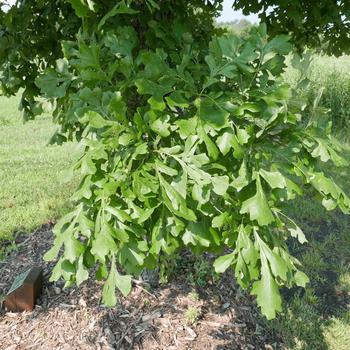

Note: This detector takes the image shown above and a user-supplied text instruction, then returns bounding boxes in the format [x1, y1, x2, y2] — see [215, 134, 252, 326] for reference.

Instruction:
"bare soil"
[0, 225, 282, 350]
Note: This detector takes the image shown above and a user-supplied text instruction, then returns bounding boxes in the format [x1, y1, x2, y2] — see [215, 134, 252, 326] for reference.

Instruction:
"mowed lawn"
[0, 95, 78, 241]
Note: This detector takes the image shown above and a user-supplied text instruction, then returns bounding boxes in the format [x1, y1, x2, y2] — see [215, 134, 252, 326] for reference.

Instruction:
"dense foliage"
[1, 0, 349, 319]
[234, 0, 350, 56]
[0, 1, 80, 119]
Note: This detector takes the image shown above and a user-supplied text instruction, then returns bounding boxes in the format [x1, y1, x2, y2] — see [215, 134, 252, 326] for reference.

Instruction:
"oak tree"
[1, 0, 349, 319]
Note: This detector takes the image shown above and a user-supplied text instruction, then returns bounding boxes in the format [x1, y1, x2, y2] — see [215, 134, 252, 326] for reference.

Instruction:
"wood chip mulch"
[0, 225, 283, 350]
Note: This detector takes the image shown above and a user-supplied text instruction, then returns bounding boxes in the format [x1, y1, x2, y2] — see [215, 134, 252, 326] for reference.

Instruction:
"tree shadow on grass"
[266, 199, 350, 350]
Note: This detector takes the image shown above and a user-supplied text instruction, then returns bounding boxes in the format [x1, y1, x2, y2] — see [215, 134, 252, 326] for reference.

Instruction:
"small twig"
[134, 284, 157, 299]
[131, 278, 145, 285]
[16, 235, 33, 248]
[131, 278, 157, 299]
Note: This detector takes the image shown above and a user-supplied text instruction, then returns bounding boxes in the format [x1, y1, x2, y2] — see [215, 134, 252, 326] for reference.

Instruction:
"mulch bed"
[0, 225, 282, 350]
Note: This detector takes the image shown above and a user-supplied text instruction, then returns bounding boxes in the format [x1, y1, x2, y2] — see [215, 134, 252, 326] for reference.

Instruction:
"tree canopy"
[0, 1, 349, 320]
[1, 1, 349, 107]
[234, 0, 350, 56]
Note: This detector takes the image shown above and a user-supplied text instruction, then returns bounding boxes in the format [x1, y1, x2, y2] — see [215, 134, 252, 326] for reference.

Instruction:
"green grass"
[0, 95, 78, 241]
[284, 54, 350, 136]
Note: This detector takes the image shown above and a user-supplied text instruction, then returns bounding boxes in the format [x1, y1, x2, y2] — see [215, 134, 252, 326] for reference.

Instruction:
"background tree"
[233, 0, 350, 56]
[0, 0, 349, 319]
[218, 19, 253, 38]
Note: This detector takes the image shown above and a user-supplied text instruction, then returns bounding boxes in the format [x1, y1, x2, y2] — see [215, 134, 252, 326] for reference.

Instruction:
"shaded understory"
[266, 158, 350, 350]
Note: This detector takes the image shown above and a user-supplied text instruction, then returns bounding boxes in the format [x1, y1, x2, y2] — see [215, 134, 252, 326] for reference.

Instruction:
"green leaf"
[310, 172, 338, 196]
[214, 252, 235, 273]
[35, 65, 71, 98]
[64, 232, 85, 264]
[140, 50, 169, 79]
[158, 173, 196, 221]
[135, 78, 173, 110]
[231, 135, 245, 159]
[80, 111, 110, 128]
[176, 117, 197, 139]
[105, 206, 132, 223]
[192, 183, 210, 205]
[256, 234, 289, 281]
[328, 147, 348, 167]
[115, 272, 132, 297]
[102, 256, 118, 307]
[96, 263, 108, 280]
[43, 236, 64, 262]
[166, 91, 189, 108]
[155, 159, 178, 176]
[259, 169, 286, 189]
[119, 243, 146, 275]
[145, 0, 160, 10]
[183, 222, 211, 247]
[251, 253, 282, 320]
[91, 225, 118, 262]
[240, 175, 274, 226]
[81, 158, 96, 175]
[234, 103, 260, 116]
[109, 91, 127, 121]
[311, 138, 331, 162]
[198, 124, 219, 160]
[49, 258, 64, 282]
[150, 115, 171, 137]
[236, 128, 250, 145]
[233, 225, 259, 287]
[294, 270, 309, 288]
[322, 197, 337, 211]
[196, 98, 229, 130]
[216, 131, 234, 156]
[76, 255, 89, 286]
[44, 210, 79, 261]
[232, 159, 249, 192]
[310, 138, 348, 167]
[264, 35, 292, 55]
[67, 0, 91, 17]
[286, 218, 307, 244]
[212, 212, 229, 228]
[212, 175, 229, 195]
[72, 176, 92, 200]
[285, 177, 302, 199]
[98, 1, 138, 30]
[172, 169, 188, 199]
[104, 26, 138, 58]
[111, 226, 130, 243]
